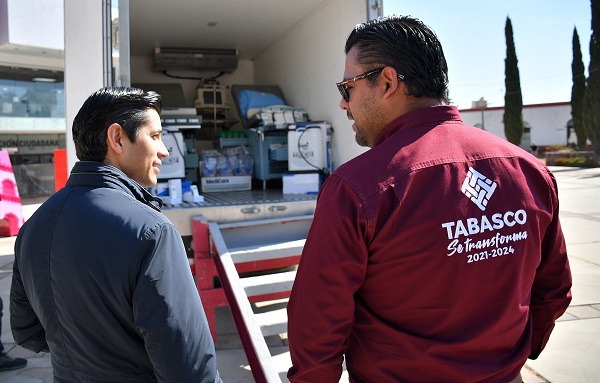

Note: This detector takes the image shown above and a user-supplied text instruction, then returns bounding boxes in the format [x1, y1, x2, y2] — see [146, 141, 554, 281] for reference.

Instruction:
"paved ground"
[1, 166, 599, 382]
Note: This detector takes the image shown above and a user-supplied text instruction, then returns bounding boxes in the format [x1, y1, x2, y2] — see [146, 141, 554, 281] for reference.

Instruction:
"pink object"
[0, 151, 25, 236]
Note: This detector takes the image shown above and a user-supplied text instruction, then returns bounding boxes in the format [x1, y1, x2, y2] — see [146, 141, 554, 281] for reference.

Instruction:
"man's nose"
[158, 139, 169, 158]
[340, 97, 348, 110]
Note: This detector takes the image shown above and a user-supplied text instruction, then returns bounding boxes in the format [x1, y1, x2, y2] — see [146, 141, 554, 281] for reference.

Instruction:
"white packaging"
[183, 185, 204, 203]
[283, 173, 320, 194]
[200, 175, 252, 192]
[167, 178, 182, 204]
[287, 122, 332, 172]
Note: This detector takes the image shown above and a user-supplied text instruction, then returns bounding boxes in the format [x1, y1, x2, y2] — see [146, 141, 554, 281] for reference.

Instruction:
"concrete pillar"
[63, 0, 110, 172]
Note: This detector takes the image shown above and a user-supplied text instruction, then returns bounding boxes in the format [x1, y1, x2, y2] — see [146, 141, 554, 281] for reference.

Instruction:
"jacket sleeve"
[287, 175, 368, 382]
[133, 222, 221, 383]
[10, 234, 49, 353]
[529, 172, 572, 359]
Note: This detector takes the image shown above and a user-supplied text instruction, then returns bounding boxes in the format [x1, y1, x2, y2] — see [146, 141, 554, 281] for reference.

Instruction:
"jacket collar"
[373, 105, 463, 147]
[66, 161, 164, 212]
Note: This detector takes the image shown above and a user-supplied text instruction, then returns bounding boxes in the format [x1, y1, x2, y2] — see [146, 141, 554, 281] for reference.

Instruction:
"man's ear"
[381, 67, 401, 100]
[106, 123, 125, 155]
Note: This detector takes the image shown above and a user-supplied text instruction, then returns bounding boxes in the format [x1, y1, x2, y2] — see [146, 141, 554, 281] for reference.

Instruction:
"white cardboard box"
[200, 175, 252, 192]
[283, 173, 320, 194]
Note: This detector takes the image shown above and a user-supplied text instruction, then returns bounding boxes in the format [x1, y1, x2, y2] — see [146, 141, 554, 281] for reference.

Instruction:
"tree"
[503, 17, 524, 146]
[572, 27, 588, 150]
[583, 0, 600, 158]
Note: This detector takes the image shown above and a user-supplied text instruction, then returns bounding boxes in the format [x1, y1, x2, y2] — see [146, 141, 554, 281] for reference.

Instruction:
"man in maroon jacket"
[287, 15, 572, 383]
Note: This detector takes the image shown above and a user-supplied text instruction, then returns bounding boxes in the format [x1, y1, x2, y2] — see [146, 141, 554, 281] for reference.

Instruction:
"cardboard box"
[283, 173, 320, 194]
[200, 175, 252, 192]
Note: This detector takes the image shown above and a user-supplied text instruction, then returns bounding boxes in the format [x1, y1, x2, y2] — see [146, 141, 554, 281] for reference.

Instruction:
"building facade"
[0, 0, 65, 196]
[459, 102, 573, 150]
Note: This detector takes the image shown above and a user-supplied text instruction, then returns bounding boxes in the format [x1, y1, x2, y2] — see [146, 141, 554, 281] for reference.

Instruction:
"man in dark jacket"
[10, 87, 222, 382]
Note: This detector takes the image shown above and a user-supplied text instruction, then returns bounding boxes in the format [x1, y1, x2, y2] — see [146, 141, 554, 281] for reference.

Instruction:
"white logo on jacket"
[440, 167, 529, 263]
[461, 167, 497, 211]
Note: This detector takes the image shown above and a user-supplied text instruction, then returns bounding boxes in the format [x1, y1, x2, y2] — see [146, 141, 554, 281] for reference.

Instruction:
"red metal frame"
[192, 218, 299, 342]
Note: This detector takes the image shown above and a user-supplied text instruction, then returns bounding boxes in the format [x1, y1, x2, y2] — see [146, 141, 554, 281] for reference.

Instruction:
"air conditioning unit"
[154, 47, 239, 73]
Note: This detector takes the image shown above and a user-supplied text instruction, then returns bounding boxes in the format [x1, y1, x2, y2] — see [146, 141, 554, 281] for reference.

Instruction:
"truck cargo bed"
[161, 190, 317, 236]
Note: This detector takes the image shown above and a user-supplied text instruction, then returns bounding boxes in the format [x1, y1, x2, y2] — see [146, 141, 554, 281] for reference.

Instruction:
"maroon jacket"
[287, 105, 572, 382]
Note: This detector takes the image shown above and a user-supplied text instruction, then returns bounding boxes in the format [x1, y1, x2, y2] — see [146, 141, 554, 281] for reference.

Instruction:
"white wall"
[523, 103, 571, 145]
[253, 0, 370, 169]
[0, 0, 63, 70]
[459, 103, 572, 147]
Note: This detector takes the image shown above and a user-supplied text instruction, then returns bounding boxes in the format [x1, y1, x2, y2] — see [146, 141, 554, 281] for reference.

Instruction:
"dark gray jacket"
[11, 161, 221, 382]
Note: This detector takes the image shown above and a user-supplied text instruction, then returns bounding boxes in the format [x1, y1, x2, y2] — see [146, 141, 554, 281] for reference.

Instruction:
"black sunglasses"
[336, 68, 405, 102]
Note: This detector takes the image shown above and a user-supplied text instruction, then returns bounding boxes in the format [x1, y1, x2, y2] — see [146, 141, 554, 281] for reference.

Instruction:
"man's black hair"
[345, 15, 449, 102]
[72, 87, 162, 162]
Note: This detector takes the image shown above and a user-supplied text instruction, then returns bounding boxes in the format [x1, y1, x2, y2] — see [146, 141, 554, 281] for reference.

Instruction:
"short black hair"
[72, 87, 162, 161]
[345, 15, 449, 102]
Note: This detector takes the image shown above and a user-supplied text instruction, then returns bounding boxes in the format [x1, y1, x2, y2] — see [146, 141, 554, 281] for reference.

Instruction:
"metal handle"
[268, 205, 287, 212]
[241, 207, 260, 214]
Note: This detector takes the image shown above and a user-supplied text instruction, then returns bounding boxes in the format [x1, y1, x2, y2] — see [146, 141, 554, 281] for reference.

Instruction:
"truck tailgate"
[161, 190, 317, 236]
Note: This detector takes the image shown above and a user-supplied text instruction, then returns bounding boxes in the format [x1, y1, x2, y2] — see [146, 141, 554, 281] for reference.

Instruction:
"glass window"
[0, 79, 65, 118]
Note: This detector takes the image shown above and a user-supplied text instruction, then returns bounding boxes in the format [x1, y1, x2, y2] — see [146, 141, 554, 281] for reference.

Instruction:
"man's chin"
[354, 133, 369, 148]
[147, 178, 158, 188]
[138, 176, 156, 189]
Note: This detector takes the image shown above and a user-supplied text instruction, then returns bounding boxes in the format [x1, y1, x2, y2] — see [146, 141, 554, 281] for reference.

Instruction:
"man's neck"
[404, 96, 444, 113]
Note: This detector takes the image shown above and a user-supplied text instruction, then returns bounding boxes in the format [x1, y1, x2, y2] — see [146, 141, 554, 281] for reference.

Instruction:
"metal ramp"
[205, 214, 312, 383]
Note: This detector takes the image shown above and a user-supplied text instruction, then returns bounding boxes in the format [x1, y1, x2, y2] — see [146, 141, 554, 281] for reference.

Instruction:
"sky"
[384, 0, 592, 109]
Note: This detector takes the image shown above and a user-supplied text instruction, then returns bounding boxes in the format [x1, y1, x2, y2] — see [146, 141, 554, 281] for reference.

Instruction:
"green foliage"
[572, 27, 588, 150]
[554, 157, 600, 167]
[503, 17, 524, 145]
[544, 145, 574, 152]
[583, 0, 600, 158]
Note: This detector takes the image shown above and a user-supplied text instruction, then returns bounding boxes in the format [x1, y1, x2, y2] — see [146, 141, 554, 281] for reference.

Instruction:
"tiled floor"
[559, 303, 600, 321]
